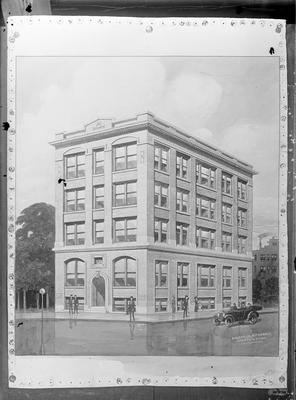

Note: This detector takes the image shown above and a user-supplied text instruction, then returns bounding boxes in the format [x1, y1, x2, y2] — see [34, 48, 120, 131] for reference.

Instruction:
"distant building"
[50, 112, 255, 316]
[252, 237, 279, 282]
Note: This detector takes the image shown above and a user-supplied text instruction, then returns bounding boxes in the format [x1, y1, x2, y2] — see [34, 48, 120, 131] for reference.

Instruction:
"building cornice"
[53, 244, 253, 262]
[49, 112, 256, 176]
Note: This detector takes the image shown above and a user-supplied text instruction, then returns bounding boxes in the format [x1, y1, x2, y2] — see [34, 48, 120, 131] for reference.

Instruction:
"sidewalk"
[15, 307, 278, 324]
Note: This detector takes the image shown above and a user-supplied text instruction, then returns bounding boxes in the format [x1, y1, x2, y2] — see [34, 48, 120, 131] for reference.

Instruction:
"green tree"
[264, 276, 279, 304]
[252, 278, 263, 303]
[15, 203, 55, 309]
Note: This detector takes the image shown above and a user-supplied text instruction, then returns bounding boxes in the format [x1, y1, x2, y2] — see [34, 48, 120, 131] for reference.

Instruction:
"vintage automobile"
[214, 304, 262, 327]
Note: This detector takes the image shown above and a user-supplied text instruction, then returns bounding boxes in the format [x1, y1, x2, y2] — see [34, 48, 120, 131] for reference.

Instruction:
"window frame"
[237, 179, 247, 201]
[238, 267, 247, 288]
[222, 232, 232, 252]
[176, 188, 190, 213]
[113, 217, 137, 242]
[177, 262, 189, 288]
[113, 181, 137, 207]
[176, 222, 189, 246]
[196, 227, 215, 250]
[154, 143, 169, 172]
[93, 148, 104, 175]
[113, 256, 136, 287]
[222, 266, 232, 288]
[196, 195, 216, 220]
[65, 222, 85, 246]
[176, 152, 190, 180]
[93, 219, 104, 244]
[64, 187, 85, 212]
[196, 162, 216, 189]
[222, 172, 232, 195]
[65, 259, 85, 286]
[154, 218, 168, 243]
[154, 181, 169, 208]
[238, 208, 248, 228]
[93, 185, 104, 210]
[65, 152, 85, 180]
[197, 264, 216, 288]
[155, 260, 168, 288]
[222, 203, 233, 224]
[113, 142, 137, 171]
[238, 235, 247, 254]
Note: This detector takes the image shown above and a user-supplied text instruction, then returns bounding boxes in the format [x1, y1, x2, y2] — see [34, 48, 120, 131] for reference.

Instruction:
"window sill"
[222, 222, 233, 227]
[113, 168, 137, 174]
[154, 169, 170, 176]
[154, 205, 169, 211]
[176, 177, 190, 184]
[64, 210, 86, 215]
[196, 216, 217, 223]
[176, 211, 190, 216]
[113, 204, 137, 210]
[196, 183, 217, 192]
[113, 286, 136, 289]
[238, 226, 248, 230]
[93, 173, 104, 177]
[155, 287, 168, 289]
[65, 176, 86, 182]
[222, 192, 233, 198]
[92, 208, 104, 211]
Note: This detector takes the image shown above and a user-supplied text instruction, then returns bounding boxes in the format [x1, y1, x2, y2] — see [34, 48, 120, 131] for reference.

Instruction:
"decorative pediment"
[85, 118, 114, 133]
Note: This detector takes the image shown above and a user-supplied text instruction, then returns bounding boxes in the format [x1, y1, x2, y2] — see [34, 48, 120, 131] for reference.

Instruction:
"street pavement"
[15, 310, 278, 357]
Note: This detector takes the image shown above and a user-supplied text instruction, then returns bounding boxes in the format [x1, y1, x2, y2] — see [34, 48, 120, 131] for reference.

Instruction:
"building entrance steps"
[15, 306, 278, 324]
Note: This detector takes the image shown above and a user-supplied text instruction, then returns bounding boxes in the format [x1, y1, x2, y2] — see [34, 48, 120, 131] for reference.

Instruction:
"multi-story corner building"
[50, 112, 255, 315]
[252, 237, 279, 281]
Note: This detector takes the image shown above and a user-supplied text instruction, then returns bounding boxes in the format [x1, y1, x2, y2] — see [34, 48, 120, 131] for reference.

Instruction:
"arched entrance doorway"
[91, 275, 105, 307]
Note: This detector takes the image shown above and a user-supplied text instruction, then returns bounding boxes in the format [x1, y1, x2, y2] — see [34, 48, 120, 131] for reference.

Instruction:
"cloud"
[159, 72, 223, 131]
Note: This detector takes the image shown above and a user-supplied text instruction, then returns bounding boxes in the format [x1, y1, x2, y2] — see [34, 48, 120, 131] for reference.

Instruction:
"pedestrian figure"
[171, 295, 176, 314]
[194, 296, 198, 312]
[182, 295, 189, 318]
[127, 296, 136, 322]
[69, 294, 74, 317]
[73, 295, 79, 317]
[231, 302, 238, 310]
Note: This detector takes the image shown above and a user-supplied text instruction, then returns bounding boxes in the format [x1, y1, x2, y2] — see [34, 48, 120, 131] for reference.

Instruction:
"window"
[94, 220, 104, 244]
[237, 180, 247, 200]
[271, 254, 277, 261]
[238, 236, 247, 254]
[176, 153, 189, 179]
[196, 196, 215, 220]
[198, 297, 215, 310]
[114, 181, 137, 206]
[65, 259, 85, 286]
[113, 257, 136, 287]
[222, 203, 232, 224]
[65, 222, 85, 245]
[238, 268, 247, 288]
[177, 262, 189, 287]
[155, 298, 168, 312]
[65, 188, 85, 212]
[154, 144, 169, 172]
[196, 227, 215, 250]
[222, 232, 232, 252]
[114, 142, 137, 171]
[223, 297, 232, 308]
[155, 261, 168, 287]
[197, 265, 215, 287]
[222, 173, 232, 195]
[176, 189, 189, 213]
[65, 153, 85, 179]
[238, 296, 247, 307]
[113, 297, 136, 312]
[196, 162, 216, 189]
[238, 208, 247, 228]
[93, 185, 104, 209]
[260, 255, 266, 261]
[222, 267, 232, 288]
[94, 257, 103, 265]
[176, 223, 189, 246]
[154, 182, 169, 208]
[65, 296, 84, 310]
[114, 217, 137, 242]
[154, 218, 168, 243]
[93, 149, 104, 174]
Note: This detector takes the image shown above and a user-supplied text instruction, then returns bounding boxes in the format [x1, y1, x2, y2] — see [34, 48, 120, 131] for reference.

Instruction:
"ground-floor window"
[198, 297, 215, 310]
[238, 296, 247, 307]
[113, 297, 136, 312]
[177, 297, 183, 311]
[222, 297, 232, 308]
[65, 296, 84, 310]
[155, 298, 167, 312]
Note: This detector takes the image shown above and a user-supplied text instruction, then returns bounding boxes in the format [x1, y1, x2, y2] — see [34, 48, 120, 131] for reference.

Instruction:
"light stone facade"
[50, 112, 255, 315]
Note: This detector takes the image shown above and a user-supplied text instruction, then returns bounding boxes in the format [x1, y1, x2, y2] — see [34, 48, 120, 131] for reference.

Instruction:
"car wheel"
[214, 318, 220, 326]
[249, 313, 258, 324]
[224, 316, 233, 327]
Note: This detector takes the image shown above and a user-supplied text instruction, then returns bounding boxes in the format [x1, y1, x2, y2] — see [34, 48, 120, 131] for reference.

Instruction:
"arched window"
[113, 257, 136, 287]
[65, 259, 85, 286]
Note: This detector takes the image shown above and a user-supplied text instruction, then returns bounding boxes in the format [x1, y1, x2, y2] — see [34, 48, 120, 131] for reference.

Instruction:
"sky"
[16, 56, 279, 249]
